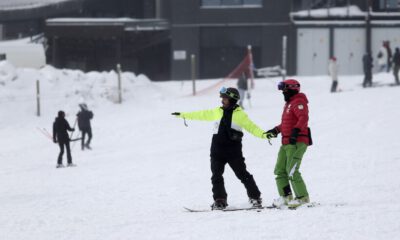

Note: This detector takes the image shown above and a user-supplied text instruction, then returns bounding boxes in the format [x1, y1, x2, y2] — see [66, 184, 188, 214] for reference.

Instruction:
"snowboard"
[184, 206, 274, 212]
[183, 202, 344, 212]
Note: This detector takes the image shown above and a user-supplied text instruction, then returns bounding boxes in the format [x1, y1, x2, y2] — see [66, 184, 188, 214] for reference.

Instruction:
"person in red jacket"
[265, 79, 312, 208]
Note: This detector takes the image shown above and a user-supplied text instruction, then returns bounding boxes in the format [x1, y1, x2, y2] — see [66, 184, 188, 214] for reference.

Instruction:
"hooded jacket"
[276, 93, 310, 145]
[77, 110, 93, 130]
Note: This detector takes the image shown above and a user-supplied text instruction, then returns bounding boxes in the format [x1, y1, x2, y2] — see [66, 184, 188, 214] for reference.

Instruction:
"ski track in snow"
[0, 62, 399, 240]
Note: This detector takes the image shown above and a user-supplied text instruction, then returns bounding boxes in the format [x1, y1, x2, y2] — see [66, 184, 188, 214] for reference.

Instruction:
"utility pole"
[366, 0, 372, 54]
[282, 36, 287, 81]
[191, 54, 196, 96]
[36, 80, 40, 117]
[117, 64, 122, 104]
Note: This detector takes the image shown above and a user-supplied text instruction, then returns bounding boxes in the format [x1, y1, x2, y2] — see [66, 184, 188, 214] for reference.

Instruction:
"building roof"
[0, 0, 84, 21]
[0, 0, 76, 10]
[46, 18, 170, 31]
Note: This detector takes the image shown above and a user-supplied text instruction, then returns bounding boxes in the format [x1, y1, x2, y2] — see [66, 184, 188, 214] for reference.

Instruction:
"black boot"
[211, 198, 228, 210]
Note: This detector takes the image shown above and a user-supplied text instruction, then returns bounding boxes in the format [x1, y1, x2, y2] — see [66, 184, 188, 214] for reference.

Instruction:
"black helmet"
[220, 87, 240, 101]
[58, 110, 65, 118]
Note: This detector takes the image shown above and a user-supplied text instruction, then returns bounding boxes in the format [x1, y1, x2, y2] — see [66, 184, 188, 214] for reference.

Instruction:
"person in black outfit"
[392, 47, 400, 85]
[77, 103, 94, 150]
[363, 53, 373, 88]
[172, 87, 269, 210]
[385, 41, 393, 73]
[53, 110, 75, 168]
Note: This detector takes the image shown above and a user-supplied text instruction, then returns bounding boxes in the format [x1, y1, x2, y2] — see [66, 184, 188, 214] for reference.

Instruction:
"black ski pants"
[330, 80, 338, 93]
[81, 127, 92, 149]
[58, 141, 72, 164]
[210, 155, 261, 201]
[363, 72, 372, 87]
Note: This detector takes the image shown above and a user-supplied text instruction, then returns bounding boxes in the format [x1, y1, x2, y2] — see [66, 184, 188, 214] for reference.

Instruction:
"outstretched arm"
[178, 107, 221, 121]
[233, 111, 266, 139]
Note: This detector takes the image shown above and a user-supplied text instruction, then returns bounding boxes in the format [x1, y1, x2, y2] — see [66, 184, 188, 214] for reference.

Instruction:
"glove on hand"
[71, 128, 75, 131]
[289, 128, 300, 145]
[171, 112, 181, 116]
[265, 128, 279, 139]
[53, 139, 57, 143]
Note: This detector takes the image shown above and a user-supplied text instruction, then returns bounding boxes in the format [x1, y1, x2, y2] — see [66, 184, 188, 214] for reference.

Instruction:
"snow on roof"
[0, 0, 75, 10]
[291, 5, 366, 18]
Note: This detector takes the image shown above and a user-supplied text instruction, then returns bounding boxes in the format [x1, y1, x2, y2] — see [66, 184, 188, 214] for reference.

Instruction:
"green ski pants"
[274, 142, 309, 198]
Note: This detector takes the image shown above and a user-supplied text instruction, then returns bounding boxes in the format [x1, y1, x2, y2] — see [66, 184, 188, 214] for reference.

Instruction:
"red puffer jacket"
[276, 93, 310, 145]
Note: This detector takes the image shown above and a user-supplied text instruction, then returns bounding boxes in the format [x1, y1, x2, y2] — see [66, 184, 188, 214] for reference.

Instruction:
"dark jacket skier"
[77, 103, 93, 150]
[362, 53, 373, 88]
[392, 48, 400, 85]
[172, 87, 271, 210]
[53, 110, 75, 168]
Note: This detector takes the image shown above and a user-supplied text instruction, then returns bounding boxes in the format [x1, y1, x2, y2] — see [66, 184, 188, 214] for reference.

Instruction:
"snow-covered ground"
[0, 61, 399, 240]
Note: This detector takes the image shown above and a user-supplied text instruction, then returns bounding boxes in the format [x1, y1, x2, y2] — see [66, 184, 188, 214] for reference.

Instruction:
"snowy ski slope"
[0, 61, 399, 240]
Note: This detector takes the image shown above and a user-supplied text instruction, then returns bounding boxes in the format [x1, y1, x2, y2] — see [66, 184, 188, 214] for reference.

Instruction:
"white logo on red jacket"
[286, 104, 291, 113]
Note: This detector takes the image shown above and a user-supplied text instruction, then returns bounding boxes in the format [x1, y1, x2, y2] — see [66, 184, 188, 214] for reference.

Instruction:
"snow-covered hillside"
[0, 62, 399, 240]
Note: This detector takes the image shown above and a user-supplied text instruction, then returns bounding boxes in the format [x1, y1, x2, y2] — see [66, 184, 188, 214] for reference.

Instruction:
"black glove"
[71, 128, 75, 131]
[265, 128, 279, 139]
[171, 112, 180, 116]
[53, 139, 57, 143]
[289, 128, 300, 145]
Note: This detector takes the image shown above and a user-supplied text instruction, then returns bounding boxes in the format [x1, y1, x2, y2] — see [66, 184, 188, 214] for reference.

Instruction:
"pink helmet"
[278, 79, 301, 91]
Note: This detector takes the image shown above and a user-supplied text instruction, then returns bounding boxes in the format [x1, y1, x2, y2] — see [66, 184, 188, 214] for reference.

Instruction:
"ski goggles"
[220, 87, 239, 100]
[277, 81, 300, 91]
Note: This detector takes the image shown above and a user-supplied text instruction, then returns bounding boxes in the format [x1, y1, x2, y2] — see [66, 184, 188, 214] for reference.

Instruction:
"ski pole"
[70, 118, 77, 138]
[70, 118, 78, 149]
[37, 127, 53, 141]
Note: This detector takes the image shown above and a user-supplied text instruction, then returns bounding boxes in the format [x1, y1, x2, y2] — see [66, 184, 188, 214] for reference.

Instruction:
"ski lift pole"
[36, 80, 40, 117]
[117, 63, 122, 104]
[282, 35, 287, 81]
[247, 45, 254, 108]
[191, 54, 196, 96]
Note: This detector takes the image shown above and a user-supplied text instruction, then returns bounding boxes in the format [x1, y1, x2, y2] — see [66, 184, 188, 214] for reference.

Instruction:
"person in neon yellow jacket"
[172, 87, 273, 210]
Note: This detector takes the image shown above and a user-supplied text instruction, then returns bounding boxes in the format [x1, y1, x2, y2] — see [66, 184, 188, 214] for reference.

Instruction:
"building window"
[380, 0, 399, 10]
[201, 0, 262, 7]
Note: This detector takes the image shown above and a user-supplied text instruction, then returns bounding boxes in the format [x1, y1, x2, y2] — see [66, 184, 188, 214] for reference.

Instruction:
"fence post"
[282, 35, 287, 81]
[191, 54, 196, 96]
[36, 80, 40, 117]
[117, 63, 122, 104]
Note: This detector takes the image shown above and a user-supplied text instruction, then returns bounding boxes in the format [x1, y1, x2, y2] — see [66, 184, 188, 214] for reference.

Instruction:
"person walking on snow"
[77, 103, 94, 150]
[237, 72, 249, 108]
[171, 87, 272, 210]
[392, 47, 400, 85]
[377, 43, 387, 72]
[53, 110, 75, 168]
[363, 52, 373, 88]
[328, 57, 339, 93]
[385, 41, 393, 72]
[265, 79, 312, 208]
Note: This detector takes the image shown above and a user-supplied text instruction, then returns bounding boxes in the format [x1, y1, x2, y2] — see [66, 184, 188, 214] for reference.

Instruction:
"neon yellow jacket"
[179, 107, 266, 139]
